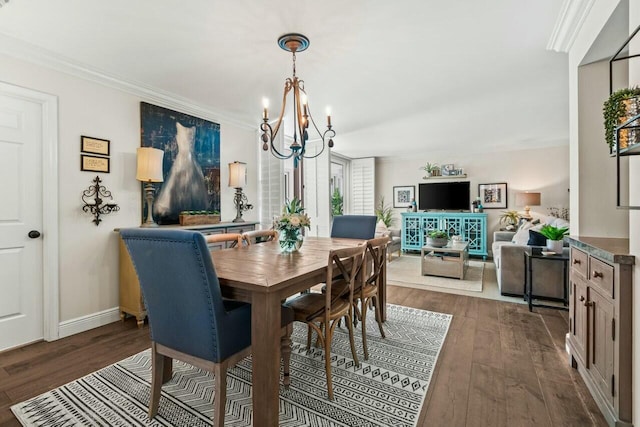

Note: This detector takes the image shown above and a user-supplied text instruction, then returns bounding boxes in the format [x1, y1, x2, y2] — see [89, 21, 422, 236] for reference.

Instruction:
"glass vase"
[279, 227, 303, 253]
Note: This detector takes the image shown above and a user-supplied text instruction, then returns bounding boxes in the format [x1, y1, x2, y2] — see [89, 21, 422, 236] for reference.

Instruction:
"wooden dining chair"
[242, 229, 278, 245]
[120, 228, 293, 426]
[284, 244, 366, 400]
[205, 232, 247, 248]
[355, 236, 389, 360]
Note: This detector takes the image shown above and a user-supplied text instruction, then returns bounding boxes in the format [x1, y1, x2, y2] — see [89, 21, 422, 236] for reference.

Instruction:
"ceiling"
[0, 0, 570, 158]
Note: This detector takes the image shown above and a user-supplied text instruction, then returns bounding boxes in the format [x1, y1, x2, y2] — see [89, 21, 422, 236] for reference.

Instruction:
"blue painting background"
[140, 102, 221, 224]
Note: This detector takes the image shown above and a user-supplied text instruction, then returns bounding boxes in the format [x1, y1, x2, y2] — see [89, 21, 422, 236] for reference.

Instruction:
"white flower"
[290, 215, 301, 227]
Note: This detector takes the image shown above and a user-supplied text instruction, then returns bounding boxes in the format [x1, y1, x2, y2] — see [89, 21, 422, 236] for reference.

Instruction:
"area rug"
[387, 255, 485, 292]
[12, 304, 451, 427]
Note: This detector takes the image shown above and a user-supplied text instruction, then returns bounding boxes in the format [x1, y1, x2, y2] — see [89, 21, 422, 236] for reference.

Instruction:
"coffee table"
[421, 241, 469, 279]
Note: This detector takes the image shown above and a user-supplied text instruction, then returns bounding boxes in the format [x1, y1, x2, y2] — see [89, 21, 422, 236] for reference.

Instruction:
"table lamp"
[136, 147, 164, 227]
[516, 191, 541, 219]
[229, 161, 252, 222]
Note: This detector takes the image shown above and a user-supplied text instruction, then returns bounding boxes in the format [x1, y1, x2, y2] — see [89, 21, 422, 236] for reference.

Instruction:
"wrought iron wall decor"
[81, 175, 119, 225]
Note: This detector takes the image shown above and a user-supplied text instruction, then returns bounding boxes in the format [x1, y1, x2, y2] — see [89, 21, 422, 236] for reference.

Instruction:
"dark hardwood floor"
[0, 284, 607, 426]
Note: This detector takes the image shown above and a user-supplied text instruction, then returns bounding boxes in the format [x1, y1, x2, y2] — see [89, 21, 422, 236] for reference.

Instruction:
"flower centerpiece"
[274, 198, 311, 253]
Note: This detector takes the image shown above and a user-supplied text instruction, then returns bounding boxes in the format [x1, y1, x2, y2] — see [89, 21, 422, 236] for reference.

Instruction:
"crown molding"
[547, 0, 596, 53]
[0, 32, 256, 130]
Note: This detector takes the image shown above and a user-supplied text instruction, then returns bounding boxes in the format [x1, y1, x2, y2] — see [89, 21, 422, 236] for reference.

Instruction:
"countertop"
[566, 236, 635, 265]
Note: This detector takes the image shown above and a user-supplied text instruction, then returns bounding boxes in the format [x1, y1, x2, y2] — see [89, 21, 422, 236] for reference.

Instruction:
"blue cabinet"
[401, 212, 488, 258]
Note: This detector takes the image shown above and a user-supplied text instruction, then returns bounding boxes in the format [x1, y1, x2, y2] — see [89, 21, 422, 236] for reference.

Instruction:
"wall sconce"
[229, 161, 253, 222]
[82, 175, 120, 226]
[136, 147, 164, 227]
[516, 191, 541, 219]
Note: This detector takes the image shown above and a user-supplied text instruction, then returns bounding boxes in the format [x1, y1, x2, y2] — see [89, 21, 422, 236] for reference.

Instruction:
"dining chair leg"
[325, 320, 335, 400]
[345, 309, 360, 368]
[214, 364, 227, 427]
[306, 323, 313, 351]
[361, 297, 370, 360]
[281, 324, 293, 388]
[149, 344, 164, 418]
[373, 295, 386, 338]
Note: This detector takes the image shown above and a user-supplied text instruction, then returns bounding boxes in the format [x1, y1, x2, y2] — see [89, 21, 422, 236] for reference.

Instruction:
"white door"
[0, 92, 44, 351]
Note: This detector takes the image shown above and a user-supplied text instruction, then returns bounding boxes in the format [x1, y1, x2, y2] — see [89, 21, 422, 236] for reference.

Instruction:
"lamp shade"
[516, 192, 541, 207]
[136, 147, 164, 182]
[229, 161, 247, 188]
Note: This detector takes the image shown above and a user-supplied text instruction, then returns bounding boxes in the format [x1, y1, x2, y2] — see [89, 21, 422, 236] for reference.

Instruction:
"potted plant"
[374, 196, 394, 227]
[603, 86, 640, 152]
[426, 229, 449, 248]
[420, 162, 439, 178]
[499, 210, 520, 230]
[538, 224, 569, 253]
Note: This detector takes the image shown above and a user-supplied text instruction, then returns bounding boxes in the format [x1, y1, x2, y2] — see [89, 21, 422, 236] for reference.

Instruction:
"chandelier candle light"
[260, 33, 336, 203]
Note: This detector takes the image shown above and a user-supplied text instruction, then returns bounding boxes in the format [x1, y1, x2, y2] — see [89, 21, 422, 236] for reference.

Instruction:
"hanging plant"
[603, 87, 640, 151]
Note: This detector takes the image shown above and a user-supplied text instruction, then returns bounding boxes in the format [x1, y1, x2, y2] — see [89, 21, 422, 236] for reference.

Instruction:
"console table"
[116, 221, 258, 327]
[401, 212, 488, 258]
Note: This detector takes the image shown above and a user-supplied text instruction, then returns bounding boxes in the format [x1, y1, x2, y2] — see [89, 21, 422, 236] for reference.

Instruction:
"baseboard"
[58, 307, 121, 339]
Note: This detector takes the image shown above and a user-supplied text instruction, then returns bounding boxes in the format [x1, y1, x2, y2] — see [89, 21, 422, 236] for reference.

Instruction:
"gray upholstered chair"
[330, 215, 377, 239]
[121, 228, 292, 426]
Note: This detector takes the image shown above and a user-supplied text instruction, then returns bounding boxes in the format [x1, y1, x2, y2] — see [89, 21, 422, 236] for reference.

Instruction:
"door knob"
[579, 296, 585, 302]
[592, 271, 604, 279]
[28, 230, 41, 239]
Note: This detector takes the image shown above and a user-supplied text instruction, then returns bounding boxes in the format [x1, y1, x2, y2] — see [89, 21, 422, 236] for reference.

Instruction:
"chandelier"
[260, 33, 335, 167]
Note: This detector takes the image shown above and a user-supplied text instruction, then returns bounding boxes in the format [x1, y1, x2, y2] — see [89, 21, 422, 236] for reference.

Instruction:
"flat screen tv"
[418, 181, 470, 211]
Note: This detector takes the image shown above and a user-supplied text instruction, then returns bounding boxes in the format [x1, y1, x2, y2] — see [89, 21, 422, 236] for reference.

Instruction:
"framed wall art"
[140, 102, 221, 225]
[393, 185, 415, 208]
[478, 182, 507, 209]
[81, 136, 110, 156]
[81, 154, 110, 173]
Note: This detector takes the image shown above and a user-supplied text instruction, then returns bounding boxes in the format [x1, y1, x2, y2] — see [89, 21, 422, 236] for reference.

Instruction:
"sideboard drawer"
[589, 256, 614, 298]
[570, 247, 588, 278]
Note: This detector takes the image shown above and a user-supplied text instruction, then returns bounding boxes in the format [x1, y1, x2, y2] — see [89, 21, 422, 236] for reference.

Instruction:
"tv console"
[401, 212, 488, 259]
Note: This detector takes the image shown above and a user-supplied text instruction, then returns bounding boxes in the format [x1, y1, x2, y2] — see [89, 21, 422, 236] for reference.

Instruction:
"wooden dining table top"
[211, 236, 366, 294]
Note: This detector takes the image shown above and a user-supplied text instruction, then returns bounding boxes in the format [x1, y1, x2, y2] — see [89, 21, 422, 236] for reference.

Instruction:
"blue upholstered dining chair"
[120, 228, 292, 427]
[330, 215, 377, 239]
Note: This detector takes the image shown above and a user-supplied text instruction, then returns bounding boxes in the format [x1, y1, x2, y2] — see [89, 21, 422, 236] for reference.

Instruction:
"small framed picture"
[81, 154, 110, 173]
[478, 182, 507, 209]
[441, 164, 455, 176]
[81, 136, 110, 156]
[393, 185, 415, 208]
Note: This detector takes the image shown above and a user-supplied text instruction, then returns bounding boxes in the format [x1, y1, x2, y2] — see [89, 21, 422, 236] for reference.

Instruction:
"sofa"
[375, 222, 402, 261]
[492, 216, 570, 297]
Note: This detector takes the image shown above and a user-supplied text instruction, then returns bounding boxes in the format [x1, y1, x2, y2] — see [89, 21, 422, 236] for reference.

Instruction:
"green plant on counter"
[538, 224, 569, 241]
[603, 86, 640, 151]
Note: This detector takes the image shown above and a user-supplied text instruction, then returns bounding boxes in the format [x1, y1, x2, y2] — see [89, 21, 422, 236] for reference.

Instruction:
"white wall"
[375, 145, 570, 248]
[0, 53, 258, 324]
[577, 59, 629, 237]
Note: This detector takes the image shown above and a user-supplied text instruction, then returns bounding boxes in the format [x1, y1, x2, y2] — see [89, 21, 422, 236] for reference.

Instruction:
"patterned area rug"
[12, 304, 451, 427]
[387, 256, 484, 292]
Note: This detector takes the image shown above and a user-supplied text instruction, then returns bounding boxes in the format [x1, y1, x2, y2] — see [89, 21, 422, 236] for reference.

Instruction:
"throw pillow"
[527, 230, 547, 246]
[512, 222, 542, 245]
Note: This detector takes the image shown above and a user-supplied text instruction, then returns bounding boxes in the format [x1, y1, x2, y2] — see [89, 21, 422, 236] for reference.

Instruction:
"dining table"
[210, 236, 387, 426]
